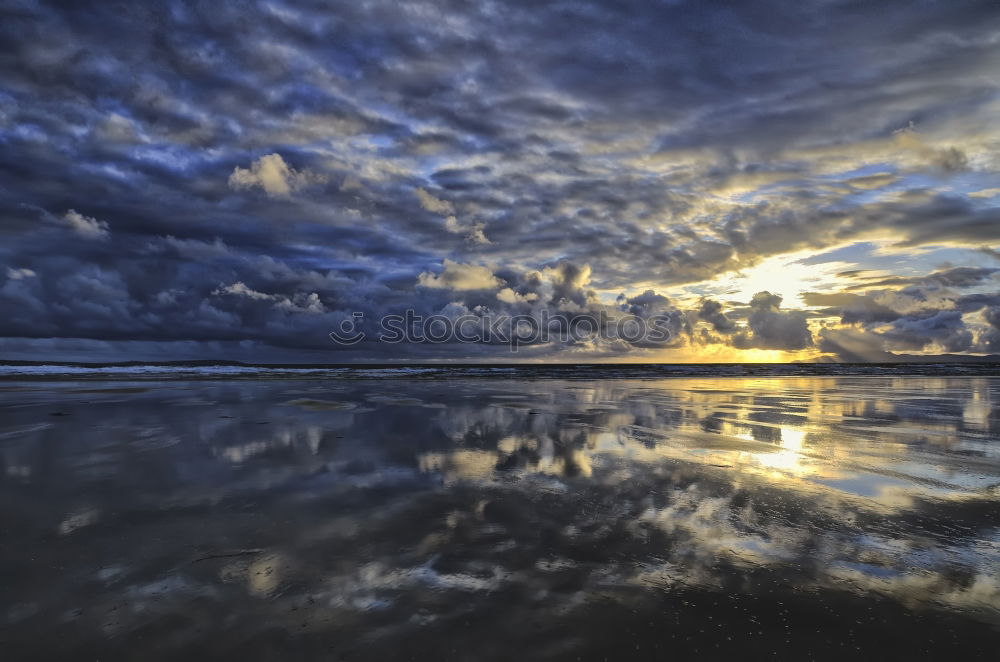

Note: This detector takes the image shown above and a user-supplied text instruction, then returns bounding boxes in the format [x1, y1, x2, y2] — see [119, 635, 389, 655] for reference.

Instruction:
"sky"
[0, 0, 999, 363]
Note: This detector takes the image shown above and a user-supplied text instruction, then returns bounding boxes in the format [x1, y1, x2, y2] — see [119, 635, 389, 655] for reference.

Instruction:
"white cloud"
[445, 215, 491, 244]
[213, 281, 273, 300]
[496, 287, 538, 304]
[5, 268, 36, 280]
[418, 259, 504, 291]
[415, 188, 454, 215]
[63, 209, 109, 239]
[274, 292, 326, 315]
[212, 281, 326, 314]
[418, 190, 490, 244]
[228, 153, 326, 197]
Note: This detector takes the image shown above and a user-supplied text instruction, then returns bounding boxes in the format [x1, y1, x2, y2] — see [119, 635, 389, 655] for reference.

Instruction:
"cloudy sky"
[1, 0, 999, 363]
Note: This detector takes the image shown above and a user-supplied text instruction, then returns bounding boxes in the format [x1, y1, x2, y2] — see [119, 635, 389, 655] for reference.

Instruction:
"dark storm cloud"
[0, 0, 998, 359]
[801, 292, 902, 324]
[697, 299, 736, 334]
[879, 310, 974, 353]
[688, 293, 816, 352]
[817, 309, 980, 361]
[731, 292, 813, 351]
[805, 280, 1000, 360]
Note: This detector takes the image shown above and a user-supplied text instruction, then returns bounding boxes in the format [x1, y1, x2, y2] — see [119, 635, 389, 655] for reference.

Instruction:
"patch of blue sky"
[795, 241, 997, 277]
[944, 171, 1000, 199]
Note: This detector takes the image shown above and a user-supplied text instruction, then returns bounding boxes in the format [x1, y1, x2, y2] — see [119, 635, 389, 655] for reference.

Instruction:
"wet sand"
[1, 376, 999, 659]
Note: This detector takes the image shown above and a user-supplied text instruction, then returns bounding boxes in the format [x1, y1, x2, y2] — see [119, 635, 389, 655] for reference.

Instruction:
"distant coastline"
[2, 359, 999, 380]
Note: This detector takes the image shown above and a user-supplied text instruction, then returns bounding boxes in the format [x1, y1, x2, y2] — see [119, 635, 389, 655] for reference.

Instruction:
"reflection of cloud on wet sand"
[0, 376, 998, 657]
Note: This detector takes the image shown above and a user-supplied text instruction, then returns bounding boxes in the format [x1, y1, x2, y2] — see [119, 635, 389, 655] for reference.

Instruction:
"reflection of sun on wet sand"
[0, 375, 998, 659]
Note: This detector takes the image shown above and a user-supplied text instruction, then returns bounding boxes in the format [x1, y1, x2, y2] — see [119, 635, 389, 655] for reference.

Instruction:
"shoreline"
[2, 361, 1000, 381]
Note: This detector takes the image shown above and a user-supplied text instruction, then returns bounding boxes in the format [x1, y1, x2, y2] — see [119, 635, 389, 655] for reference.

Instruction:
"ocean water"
[1, 361, 999, 380]
[1, 373, 998, 659]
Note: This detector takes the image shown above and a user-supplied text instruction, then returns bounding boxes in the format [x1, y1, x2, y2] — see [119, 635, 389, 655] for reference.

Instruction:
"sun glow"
[751, 427, 808, 473]
[703, 249, 851, 306]
[655, 344, 822, 364]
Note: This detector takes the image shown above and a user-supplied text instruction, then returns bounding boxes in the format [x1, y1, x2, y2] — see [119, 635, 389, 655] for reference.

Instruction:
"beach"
[1, 372, 999, 659]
